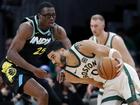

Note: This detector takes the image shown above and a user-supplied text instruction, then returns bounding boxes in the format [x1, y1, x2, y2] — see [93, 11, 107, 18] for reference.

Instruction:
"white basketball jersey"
[89, 32, 116, 48]
[65, 44, 106, 83]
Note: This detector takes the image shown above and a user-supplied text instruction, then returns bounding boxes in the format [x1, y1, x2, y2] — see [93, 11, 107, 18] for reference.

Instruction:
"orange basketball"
[98, 57, 119, 80]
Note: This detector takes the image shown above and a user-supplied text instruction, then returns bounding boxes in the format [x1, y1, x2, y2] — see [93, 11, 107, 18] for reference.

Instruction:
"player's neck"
[39, 24, 50, 30]
[65, 50, 79, 67]
[38, 19, 50, 30]
[96, 31, 108, 44]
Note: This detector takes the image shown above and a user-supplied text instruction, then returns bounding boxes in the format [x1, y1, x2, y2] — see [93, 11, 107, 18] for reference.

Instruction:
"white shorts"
[100, 63, 140, 105]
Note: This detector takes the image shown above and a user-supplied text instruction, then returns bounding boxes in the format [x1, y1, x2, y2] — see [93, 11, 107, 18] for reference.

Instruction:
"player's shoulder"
[88, 36, 93, 40]
[109, 32, 116, 35]
[17, 21, 33, 38]
[19, 21, 33, 30]
[109, 32, 124, 44]
[75, 40, 93, 47]
[78, 40, 90, 44]
[53, 23, 66, 34]
[21, 15, 34, 24]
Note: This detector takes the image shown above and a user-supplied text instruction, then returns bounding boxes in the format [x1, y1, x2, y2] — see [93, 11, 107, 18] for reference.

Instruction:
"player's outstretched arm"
[6, 22, 48, 78]
[64, 71, 103, 88]
[112, 36, 135, 68]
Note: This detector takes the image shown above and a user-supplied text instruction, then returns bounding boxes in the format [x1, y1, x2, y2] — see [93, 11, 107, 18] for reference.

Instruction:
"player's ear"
[38, 13, 41, 19]
[60, 48, 65, 52]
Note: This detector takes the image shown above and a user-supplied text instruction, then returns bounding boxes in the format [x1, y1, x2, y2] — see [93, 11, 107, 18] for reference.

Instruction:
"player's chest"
[65, 57, 99, 78]
[29, 32, 53, 46]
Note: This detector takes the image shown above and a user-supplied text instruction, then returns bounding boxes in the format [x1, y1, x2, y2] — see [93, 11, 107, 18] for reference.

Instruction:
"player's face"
[90, 19, 104, 36]
[47, 50, 66, 67]
[39, 7, 56, 27]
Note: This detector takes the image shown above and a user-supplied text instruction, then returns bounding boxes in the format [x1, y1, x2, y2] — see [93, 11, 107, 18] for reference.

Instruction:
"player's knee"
[40, 90, 48, 98]
[39, 89, 49, 101]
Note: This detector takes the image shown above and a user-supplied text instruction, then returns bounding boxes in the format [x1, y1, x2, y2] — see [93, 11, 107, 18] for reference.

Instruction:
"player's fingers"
[87, 84, 93, 95]
[116, 70, 122, 77]
[115, 58, 123, 68]
[56, 73, 60, 82]
[57, 72, 65, 83]
[59, 72, 65, 83]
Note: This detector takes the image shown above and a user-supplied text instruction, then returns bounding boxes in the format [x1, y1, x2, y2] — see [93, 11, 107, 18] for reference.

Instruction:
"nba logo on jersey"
[81, 57, 88, 63]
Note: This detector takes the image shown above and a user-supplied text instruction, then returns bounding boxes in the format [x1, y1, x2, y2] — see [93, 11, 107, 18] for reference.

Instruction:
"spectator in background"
[39, 64, 62, 105]
[0, 85, 14, 105]
[53, 81, 86, 105]
[40, 65, 51, 78]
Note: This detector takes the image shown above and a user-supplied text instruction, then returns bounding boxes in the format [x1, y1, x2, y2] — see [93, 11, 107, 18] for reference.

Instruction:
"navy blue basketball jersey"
[19, 15, 54, 66]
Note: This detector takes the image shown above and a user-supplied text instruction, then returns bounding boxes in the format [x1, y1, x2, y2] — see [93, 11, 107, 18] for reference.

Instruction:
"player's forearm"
[109, 48, 122, 59]
[65, 79, 103, 88]
[6, 50, 36, 72]
[60, 38, 71, 49]
[84, 78, 103, 88]
[64, 38, 71, 49]
[94, 43, 110, 57]
[124, 56, 135, 68]
[64, 72, 103, 88]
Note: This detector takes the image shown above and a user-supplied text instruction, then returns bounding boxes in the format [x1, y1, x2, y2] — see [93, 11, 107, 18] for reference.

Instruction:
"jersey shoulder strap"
[105, 32, 116, 48]
[70, 43, 86, 60]
[89, 36, 97, 43]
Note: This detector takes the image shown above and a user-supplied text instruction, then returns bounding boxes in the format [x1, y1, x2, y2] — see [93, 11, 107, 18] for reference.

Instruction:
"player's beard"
[60, 55, 66, 69]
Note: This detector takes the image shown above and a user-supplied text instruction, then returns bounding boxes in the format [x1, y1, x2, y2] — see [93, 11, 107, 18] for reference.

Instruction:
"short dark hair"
[38, 2, 54, 13]
[45, 40, 66, 55]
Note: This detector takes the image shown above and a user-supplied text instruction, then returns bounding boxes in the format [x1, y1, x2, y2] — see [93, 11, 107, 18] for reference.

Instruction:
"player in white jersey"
[87, 14, 136, 105]
[45, 40, 140, 105]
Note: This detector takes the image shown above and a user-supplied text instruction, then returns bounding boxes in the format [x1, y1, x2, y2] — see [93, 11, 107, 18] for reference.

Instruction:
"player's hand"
[87, 84, 94, 96]
[64, 81, 77, 93]
[115, 58, 123, 74]
[34, 68, 48, 79]
[57, 70, 65, 83]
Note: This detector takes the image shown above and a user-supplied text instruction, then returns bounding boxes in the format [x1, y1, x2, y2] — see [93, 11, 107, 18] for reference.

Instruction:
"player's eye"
[94, 25, 98, 28]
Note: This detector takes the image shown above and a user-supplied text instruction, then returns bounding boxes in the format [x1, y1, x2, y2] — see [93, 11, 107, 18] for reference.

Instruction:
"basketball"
[98, 57, 119, 80]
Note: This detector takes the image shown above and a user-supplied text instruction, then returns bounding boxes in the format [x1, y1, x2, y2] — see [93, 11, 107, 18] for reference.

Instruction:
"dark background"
[0, 0, 140, 65]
